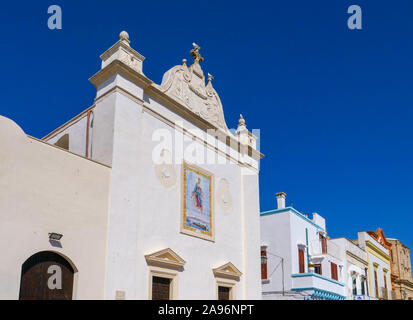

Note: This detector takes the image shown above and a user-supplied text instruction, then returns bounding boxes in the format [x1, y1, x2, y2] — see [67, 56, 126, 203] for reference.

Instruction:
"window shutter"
[298, 248, 305, 273]
[261, 249, 268, 280]
[331, 262, 338, 281]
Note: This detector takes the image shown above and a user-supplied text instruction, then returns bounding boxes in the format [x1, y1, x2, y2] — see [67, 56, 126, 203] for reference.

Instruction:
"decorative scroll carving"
[159, 44, 229, 132]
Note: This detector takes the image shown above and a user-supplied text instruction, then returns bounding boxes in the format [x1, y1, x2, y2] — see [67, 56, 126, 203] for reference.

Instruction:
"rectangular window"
[314, 264, 322, 275]
[261, 249, 268, 280]
[331, 262, 338, 281]
[352, 276, 357, 296]
[298, 248, 305, 273]
[152, 276, 171, 300]
[361, 279, 365, 295]
[374, 270, 379, 298]
[218, 286, 231, 300]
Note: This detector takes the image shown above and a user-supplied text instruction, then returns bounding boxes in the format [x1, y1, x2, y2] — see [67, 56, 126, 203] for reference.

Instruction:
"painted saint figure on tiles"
[192, 177, 204, 213]
[184, 165, 211, 234]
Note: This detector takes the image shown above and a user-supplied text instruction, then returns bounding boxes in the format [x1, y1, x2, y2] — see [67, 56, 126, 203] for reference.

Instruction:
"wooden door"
[19, 251, 74, 300]
[152, 276, 171, 300]
[218, 286, 230, 300]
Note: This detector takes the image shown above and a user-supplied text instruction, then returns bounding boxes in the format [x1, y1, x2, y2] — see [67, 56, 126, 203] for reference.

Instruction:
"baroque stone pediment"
[159, 44, 230, 133]
[213, 262, 242, 279]
[145, 248, 186, 269]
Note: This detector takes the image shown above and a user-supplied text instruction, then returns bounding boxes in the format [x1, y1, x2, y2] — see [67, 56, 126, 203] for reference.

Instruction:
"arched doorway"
[19, 251, 75, 300]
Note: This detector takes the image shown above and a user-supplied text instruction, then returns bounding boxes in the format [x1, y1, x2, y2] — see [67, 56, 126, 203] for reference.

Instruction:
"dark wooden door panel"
[218, 286, 230, 300]
[152, 276, 171, 300]
[19, 251, 74, 300]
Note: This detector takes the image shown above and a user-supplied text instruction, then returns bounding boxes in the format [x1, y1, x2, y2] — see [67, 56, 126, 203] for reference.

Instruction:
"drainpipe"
[364, 267, 369, 298]
[305, 228, 310, 271]
[281, 257, 285, 296]
[85, 110, 92, 157]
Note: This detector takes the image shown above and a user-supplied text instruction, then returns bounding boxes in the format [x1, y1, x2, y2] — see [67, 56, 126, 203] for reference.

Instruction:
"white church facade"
[0, 32, 263, 300]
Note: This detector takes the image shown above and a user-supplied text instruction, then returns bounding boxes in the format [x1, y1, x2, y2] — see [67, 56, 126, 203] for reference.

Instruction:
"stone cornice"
[89, 59, 153, 90]
[89, 59, 264, 162]
[366, 240, 391, 262]
[394, 278, 413, 288]
[91, 83, 262, 172]
[145, 84, 264, 161]
[346, 250, 368, 266]
[100, 40, 145, 63]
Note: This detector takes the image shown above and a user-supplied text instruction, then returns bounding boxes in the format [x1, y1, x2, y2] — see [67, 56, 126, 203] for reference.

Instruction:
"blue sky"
[0, 1, 412, 250]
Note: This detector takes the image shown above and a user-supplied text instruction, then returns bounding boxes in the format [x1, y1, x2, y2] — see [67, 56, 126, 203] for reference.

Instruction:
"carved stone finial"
[207, 73, 214, 84]
[190, 42, 204, 63]
[182, 58, 187, 66]
[119, 31, 130, 46]
[238, 114, 246, 127]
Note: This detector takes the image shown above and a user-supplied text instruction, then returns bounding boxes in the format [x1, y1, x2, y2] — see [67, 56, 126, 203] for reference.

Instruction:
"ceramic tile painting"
[181, 163, 214, 241]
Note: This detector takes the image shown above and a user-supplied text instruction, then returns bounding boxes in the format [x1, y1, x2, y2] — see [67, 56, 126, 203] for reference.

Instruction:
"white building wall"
[261, 212, 292, 299]
[261, 208, 346, 300]
[330, 237, 368, 299]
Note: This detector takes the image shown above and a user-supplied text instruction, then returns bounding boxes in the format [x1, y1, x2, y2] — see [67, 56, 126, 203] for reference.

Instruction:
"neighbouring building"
[352, 229, 394, 300]
[387, 238, 413, 300]
[330, 237, 369, 300]
[260, 192, 346, 300]
[0, 31, 263, 299]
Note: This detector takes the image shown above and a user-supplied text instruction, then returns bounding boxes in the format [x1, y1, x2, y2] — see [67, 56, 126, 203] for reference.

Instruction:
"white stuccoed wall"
[0, 116, 111, 299]
[94, 86, 261, 299]
[261, 211, 292, 299]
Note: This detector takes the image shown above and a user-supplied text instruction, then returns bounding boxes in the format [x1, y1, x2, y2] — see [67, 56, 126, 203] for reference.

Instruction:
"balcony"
[310, 239, 341, 260]
[291, 273, 346, 300]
